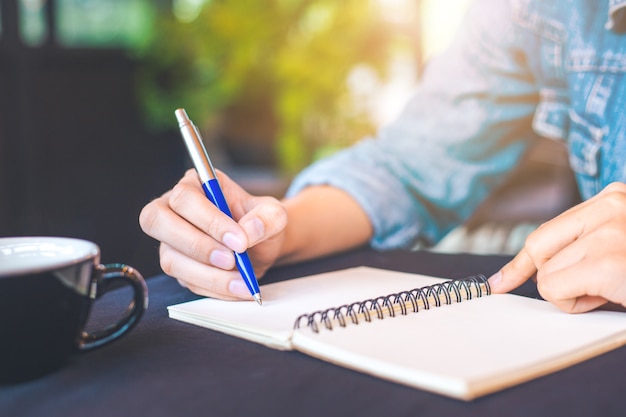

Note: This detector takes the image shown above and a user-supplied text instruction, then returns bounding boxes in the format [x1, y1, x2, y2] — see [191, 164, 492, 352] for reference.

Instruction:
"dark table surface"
[1, 248, 624, 417]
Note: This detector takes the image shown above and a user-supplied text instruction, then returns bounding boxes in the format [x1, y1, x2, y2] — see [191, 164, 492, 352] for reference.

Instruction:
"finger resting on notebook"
[159, 243, 249, 301]
[489, 248, 537, 293]
[488, 216, 579, 294]
[489, 191, 624, 294]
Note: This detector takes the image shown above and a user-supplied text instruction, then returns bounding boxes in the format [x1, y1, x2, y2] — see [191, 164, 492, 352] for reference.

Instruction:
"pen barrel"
[202, 179, 233, 218]
[202, 179, 260, 296]
[235, 252, 261, 295]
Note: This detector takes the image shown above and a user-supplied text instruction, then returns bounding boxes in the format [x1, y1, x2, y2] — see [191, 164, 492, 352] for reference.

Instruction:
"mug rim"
[0, 236, 99, 277]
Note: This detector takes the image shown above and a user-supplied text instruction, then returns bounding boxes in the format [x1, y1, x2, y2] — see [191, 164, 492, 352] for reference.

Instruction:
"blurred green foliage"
[135, 0, 399, 173]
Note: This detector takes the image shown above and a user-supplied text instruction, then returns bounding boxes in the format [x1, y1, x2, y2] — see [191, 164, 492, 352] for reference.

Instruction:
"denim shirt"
[287, 0, 626, 250]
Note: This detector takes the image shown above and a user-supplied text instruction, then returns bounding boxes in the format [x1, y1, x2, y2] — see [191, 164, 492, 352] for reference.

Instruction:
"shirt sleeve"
[286, 0, 540, 250]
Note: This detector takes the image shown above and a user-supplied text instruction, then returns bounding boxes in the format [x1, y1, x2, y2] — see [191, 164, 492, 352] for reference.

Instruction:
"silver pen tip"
[253, 294, 263, 306]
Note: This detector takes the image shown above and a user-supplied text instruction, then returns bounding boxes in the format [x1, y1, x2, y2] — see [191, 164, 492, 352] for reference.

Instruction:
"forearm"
[278, 185, 373, 265]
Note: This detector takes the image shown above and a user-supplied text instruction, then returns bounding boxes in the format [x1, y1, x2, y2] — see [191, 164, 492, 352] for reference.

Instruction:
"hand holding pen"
[139, 109, 365, 302]
[175, 108, 264, 304]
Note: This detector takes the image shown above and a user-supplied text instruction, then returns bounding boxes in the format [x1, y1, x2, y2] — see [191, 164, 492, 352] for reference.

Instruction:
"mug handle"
[78, 263, 149, 351]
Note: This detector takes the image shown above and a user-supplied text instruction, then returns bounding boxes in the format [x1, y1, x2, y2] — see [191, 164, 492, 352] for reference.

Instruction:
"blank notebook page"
[291, 292, 626, 399]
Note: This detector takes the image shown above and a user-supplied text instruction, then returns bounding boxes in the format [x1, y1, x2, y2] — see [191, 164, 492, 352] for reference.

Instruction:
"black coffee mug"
[0, 236, 148, 383]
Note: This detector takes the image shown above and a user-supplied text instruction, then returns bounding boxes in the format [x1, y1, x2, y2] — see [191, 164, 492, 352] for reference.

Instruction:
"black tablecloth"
[1, 248, 624, 417]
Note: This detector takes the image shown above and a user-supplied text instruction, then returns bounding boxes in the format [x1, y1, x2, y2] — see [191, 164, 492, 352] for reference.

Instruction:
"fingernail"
[209, 249, 234, 270]
[242, 217, 265, 245]
[487, 271, 502, 290]
[228, 279, 250, 298]
[223, 232, 246, 253]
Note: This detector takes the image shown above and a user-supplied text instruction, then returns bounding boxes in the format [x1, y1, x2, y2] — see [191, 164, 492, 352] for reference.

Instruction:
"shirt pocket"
[567, 108, 606, 197]
[532, 88, 569, 140]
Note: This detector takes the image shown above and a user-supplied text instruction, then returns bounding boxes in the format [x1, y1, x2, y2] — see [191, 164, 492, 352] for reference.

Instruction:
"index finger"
[488, 194, 599, 294]
[488, 247, 537, 293]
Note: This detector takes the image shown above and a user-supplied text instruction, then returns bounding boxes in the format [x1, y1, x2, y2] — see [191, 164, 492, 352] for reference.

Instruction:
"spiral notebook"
[167, 267, 626, 400]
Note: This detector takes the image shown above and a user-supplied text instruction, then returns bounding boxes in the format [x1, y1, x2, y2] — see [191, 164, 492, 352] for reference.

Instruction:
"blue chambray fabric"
[286, 0, 626, 250]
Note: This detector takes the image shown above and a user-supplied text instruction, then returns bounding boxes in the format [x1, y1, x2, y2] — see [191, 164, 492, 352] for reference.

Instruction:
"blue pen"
[175, 108, 262, 305]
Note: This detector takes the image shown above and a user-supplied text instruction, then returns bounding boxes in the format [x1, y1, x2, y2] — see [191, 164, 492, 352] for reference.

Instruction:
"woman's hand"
[489, 182, 626, 313]
[139, 169, 287, 301]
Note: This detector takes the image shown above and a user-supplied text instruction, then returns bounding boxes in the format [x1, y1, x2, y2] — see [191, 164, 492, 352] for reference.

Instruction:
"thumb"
[239, 196, 287, 247]
[489, 248, 537, 293]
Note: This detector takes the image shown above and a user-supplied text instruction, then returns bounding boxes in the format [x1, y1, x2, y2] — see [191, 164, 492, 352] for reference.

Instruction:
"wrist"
[276, 185, 373, 265]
